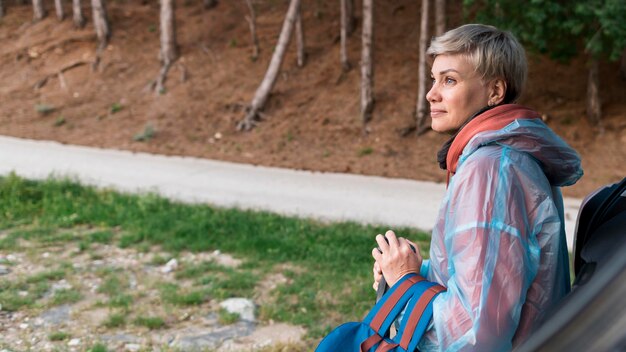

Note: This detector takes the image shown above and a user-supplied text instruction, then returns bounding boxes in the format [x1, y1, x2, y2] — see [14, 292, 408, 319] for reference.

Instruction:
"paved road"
[0, 135, 582, 250]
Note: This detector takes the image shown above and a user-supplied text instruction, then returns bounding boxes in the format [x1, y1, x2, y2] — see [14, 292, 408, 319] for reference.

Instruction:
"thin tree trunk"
[340, 0, 351, 71]
[415, 0, 430, 134]
[435, 0, 445, 35]
[155, 0, 178, 93]
[203, 0, 217, 10]
[619, 48, 626, 79]
[244, 0, 259, 61]
[346, 0, 355, 35]
[0, 0, 4, 19]
[360, 0, 374, 127]
[55, 0, 64, 20]
[32, 0, 46, 20]
[237, 0, 301, 131]
[586, 56, 603, 132]
[72, 0, 85, 28]
[295, 10, 306, 67]
[91, 0, 110, 69]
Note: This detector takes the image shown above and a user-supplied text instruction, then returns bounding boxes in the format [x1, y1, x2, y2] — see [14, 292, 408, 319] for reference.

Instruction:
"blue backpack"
[316, 274, 445, 352]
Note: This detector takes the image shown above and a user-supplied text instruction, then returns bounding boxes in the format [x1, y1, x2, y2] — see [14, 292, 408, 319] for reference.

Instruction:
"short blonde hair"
[427, 24, 527, 104]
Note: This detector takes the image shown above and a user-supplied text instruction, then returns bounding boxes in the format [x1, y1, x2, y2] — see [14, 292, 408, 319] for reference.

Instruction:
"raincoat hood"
[460, 113, 583, 187]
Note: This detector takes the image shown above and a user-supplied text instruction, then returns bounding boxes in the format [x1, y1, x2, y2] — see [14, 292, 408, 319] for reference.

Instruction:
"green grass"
[86, 342, 109, 352]
[51, 289, 82, 306]
[133, 315, 166, 329]
[159, 283, 208, 306]
[103, 312, 126, 328]
[218, 308, 240, 325]
[48, 331, 70, 341]
[0, 174, 431, 337]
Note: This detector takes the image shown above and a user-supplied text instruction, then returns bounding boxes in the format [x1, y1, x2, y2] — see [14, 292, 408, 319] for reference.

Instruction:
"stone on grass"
[161, 258, 178, 273]
[219, 298, 255, 322]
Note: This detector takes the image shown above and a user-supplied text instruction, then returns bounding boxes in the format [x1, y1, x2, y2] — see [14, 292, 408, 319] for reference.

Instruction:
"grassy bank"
[0, 173, 431, 343]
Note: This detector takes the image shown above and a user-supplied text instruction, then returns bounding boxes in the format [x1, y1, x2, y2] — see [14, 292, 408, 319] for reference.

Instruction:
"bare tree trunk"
[154, 0, 178, 93]
[360, 0, 374, 127]
[72, 0, 85, 28]
[295, 10, 306, 67]
[619, 48, 626, 79]
[91, 0, 110, 69]
[55, 0, 64, 20]
[586, 56, 603, 132]
[435, 0, 445, 35]
[244, 0, 259, 61]
[346, 0, 355, 35]
[203, 0, 217, 10]
[415, 0, 430, 134]
[340, 0, 351, 71]
[32, 0, 46, 20]
[237, 0, 301, 131]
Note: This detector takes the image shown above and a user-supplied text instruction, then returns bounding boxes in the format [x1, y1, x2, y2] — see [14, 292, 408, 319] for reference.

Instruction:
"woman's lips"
[430, 109, 446, 118]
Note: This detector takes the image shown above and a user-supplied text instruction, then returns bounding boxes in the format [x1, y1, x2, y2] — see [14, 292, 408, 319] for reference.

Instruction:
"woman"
[372, 24, 583, 351]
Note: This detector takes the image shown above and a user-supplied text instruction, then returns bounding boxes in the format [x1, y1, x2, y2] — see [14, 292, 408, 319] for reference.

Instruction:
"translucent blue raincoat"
[418, 118, 583, 351]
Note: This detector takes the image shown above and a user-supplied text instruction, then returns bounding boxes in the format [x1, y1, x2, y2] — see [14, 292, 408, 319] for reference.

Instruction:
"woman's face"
[426, 54, 493, 134]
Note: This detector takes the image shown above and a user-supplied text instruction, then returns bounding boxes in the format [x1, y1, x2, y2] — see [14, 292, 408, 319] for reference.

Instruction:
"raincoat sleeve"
[421, 146, 544, 351]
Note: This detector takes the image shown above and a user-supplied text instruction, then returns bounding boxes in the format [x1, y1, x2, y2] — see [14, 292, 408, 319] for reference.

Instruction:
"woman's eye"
[444, 77, 456, 85]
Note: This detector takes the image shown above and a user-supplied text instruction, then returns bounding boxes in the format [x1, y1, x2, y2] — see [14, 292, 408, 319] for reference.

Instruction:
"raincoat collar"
[445, 104, 541, 185]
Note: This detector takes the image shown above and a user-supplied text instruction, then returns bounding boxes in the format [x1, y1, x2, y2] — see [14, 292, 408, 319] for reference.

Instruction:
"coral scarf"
[445, 104, 541, 185]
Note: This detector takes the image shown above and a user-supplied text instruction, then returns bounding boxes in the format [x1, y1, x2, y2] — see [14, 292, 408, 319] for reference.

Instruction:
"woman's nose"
[426, 83, 439, 102]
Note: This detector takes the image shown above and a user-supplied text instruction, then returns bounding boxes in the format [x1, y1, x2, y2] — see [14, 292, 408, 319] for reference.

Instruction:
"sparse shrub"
[358, 147, 374, 157]
[110, 103, 123, 114]
[35, 104, 55, 115]
[133, 123, 155, 142]
[54, 116, 66, 126]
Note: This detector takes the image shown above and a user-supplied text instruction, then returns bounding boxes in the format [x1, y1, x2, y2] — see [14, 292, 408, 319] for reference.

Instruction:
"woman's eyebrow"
[438, 69, 460, 75]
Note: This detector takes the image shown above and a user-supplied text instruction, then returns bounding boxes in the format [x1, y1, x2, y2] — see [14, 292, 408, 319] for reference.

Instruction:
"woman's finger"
[384, 230, 399, 249]
[375, 234, 389, 254]
[405, 239, 422, 257]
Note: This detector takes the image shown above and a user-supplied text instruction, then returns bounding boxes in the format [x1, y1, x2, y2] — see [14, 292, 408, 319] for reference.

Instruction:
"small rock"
[220, 298, 255, 322]
[68, 338, 81, 347]
[42, 252, 50, 258]
[0, 265, 10, 275]
[161, 258, 178, 273]
[51, 279, 72, 292]
[19, 323, 29, 329]
[7, 254, 17, 261]
[39, 305, 72, 326]
[125, 343, 141, 351]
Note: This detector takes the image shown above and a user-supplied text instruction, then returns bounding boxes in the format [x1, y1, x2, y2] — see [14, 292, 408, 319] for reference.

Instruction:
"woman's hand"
[371, 230, 423, 287]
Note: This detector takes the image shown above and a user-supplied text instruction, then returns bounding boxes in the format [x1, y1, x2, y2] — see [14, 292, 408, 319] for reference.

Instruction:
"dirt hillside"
[0, 0, 625, 199]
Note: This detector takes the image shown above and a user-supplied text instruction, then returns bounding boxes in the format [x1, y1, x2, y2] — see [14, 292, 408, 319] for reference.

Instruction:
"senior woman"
[372, 24, 583, 351]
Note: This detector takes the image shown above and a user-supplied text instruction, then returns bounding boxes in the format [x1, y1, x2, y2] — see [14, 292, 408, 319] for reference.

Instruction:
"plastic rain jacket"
[417, 117, 583, 351]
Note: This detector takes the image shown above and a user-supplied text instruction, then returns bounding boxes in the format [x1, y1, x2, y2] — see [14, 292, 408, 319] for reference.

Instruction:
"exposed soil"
[0, 0, 625, 201]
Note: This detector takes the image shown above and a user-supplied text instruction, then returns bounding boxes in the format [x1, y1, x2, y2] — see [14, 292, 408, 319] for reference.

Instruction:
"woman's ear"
[488, 79, 507, 106]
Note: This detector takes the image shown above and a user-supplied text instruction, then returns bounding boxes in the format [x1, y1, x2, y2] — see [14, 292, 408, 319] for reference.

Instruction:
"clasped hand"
[371, 230, 423, 290]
